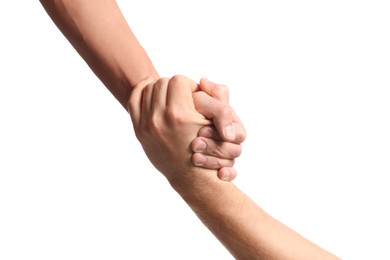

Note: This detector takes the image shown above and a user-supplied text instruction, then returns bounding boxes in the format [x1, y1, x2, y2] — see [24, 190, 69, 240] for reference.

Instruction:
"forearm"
[39, 0, 159, 109]
[171, 172, 339, 260]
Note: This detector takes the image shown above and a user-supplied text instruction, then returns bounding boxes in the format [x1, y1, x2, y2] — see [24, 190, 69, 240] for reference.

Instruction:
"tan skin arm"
[39, 0, 159, 109]
[39, 0, 246, 176]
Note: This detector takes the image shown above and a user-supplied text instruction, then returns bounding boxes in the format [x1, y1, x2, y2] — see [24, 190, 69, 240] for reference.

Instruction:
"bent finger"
[198, 123, 246, 144]
[199, 78, 229, 104]
[191, 153, 235, 169]
[198, 78, 247, 144]
[191, 137, 242, 159]
[218, 167, 237, 181]
[167, 75, 198, 108]
[127, 76, 155, 125]
[193, 91, 235, 141]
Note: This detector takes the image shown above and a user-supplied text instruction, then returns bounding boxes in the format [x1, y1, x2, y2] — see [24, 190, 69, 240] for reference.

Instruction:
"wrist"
[168, 167, 220, 203]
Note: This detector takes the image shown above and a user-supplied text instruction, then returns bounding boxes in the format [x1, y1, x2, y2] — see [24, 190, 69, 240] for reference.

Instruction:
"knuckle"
[216, 104, 232, 118]
[213, 84, 229, 98]
[212, 146, 225, 157]
[192, 153, 205, 166]
[211, 142, 242, 158]
[198, 126, 215, 138]
[215, 158, 233, 168]
[166, 106, 187, 125]
[206, 157, 234, 169]
[145, 83, 154, 93]
[232, 145, 242, 157]
[210, 158, 221, 168]
[155, 77, 170, 87]
[170, 75, 186, 85]
[236, 127, 247, 143]
[149, 114, 162, 133]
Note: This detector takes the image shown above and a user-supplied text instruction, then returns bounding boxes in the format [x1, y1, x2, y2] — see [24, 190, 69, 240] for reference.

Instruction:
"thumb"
[193, 91, 236, 141]
[199, 78, 229, 104]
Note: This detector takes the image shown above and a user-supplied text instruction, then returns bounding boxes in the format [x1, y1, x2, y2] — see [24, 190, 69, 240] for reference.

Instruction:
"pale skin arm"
[129, 75, 340, 260]
[38, 0, 244, 177]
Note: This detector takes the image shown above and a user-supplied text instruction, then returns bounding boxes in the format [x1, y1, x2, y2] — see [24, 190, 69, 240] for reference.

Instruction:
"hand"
[127, 75, 215, 184]
[191, 78, 246, 181]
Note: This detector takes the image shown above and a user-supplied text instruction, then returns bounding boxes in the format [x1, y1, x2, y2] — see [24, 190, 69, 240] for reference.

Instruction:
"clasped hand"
[127, 75, 245, 184]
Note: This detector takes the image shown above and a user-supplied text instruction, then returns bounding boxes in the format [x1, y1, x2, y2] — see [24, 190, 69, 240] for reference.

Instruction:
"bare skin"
[39, 0, 245, 178]
[129, 75, 340, 260]
[192, 78, 246, 180]
[40, 1, 339, 258]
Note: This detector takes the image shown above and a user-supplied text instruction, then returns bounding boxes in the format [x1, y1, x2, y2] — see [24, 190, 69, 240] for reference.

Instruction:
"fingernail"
[194, 140, 207, 152]
[219, 169, 231, 181]
[194, 154, 206, 166]
[225, 124, 235, 139]
[201, 127, 213, 138]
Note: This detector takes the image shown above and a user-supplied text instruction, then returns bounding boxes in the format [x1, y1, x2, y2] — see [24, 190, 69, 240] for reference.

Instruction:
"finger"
[191, 153, 235, 169]
[199, 78, 229, 104]
[166, 75, 211, 126]
[141, 82, 155, 124]
[193, 91, 236, 141]
[230, 108, 246, 143]
[166, 75, 198, 108]
[218, 167, 237, 181]
[198, 125, 246, 144]
[232, 120, 246, 144]
[152, 78, 169, 110]
[142, 78, 169, 131]
[127, 76, 155, 126]
[198, 78, 247, 144]
[191, 137, 242, 159]
[198, 126, 222, 140]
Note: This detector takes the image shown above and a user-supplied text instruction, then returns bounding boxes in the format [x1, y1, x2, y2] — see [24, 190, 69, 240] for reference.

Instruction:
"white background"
[1, 1, 389, 259]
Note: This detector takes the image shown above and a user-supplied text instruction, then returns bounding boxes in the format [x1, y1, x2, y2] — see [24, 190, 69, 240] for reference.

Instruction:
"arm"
[39, 0, 158, 109]
[175, 174, 339, 260]
[129, 75, 340, 260]
[39, 0, 244, 177]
